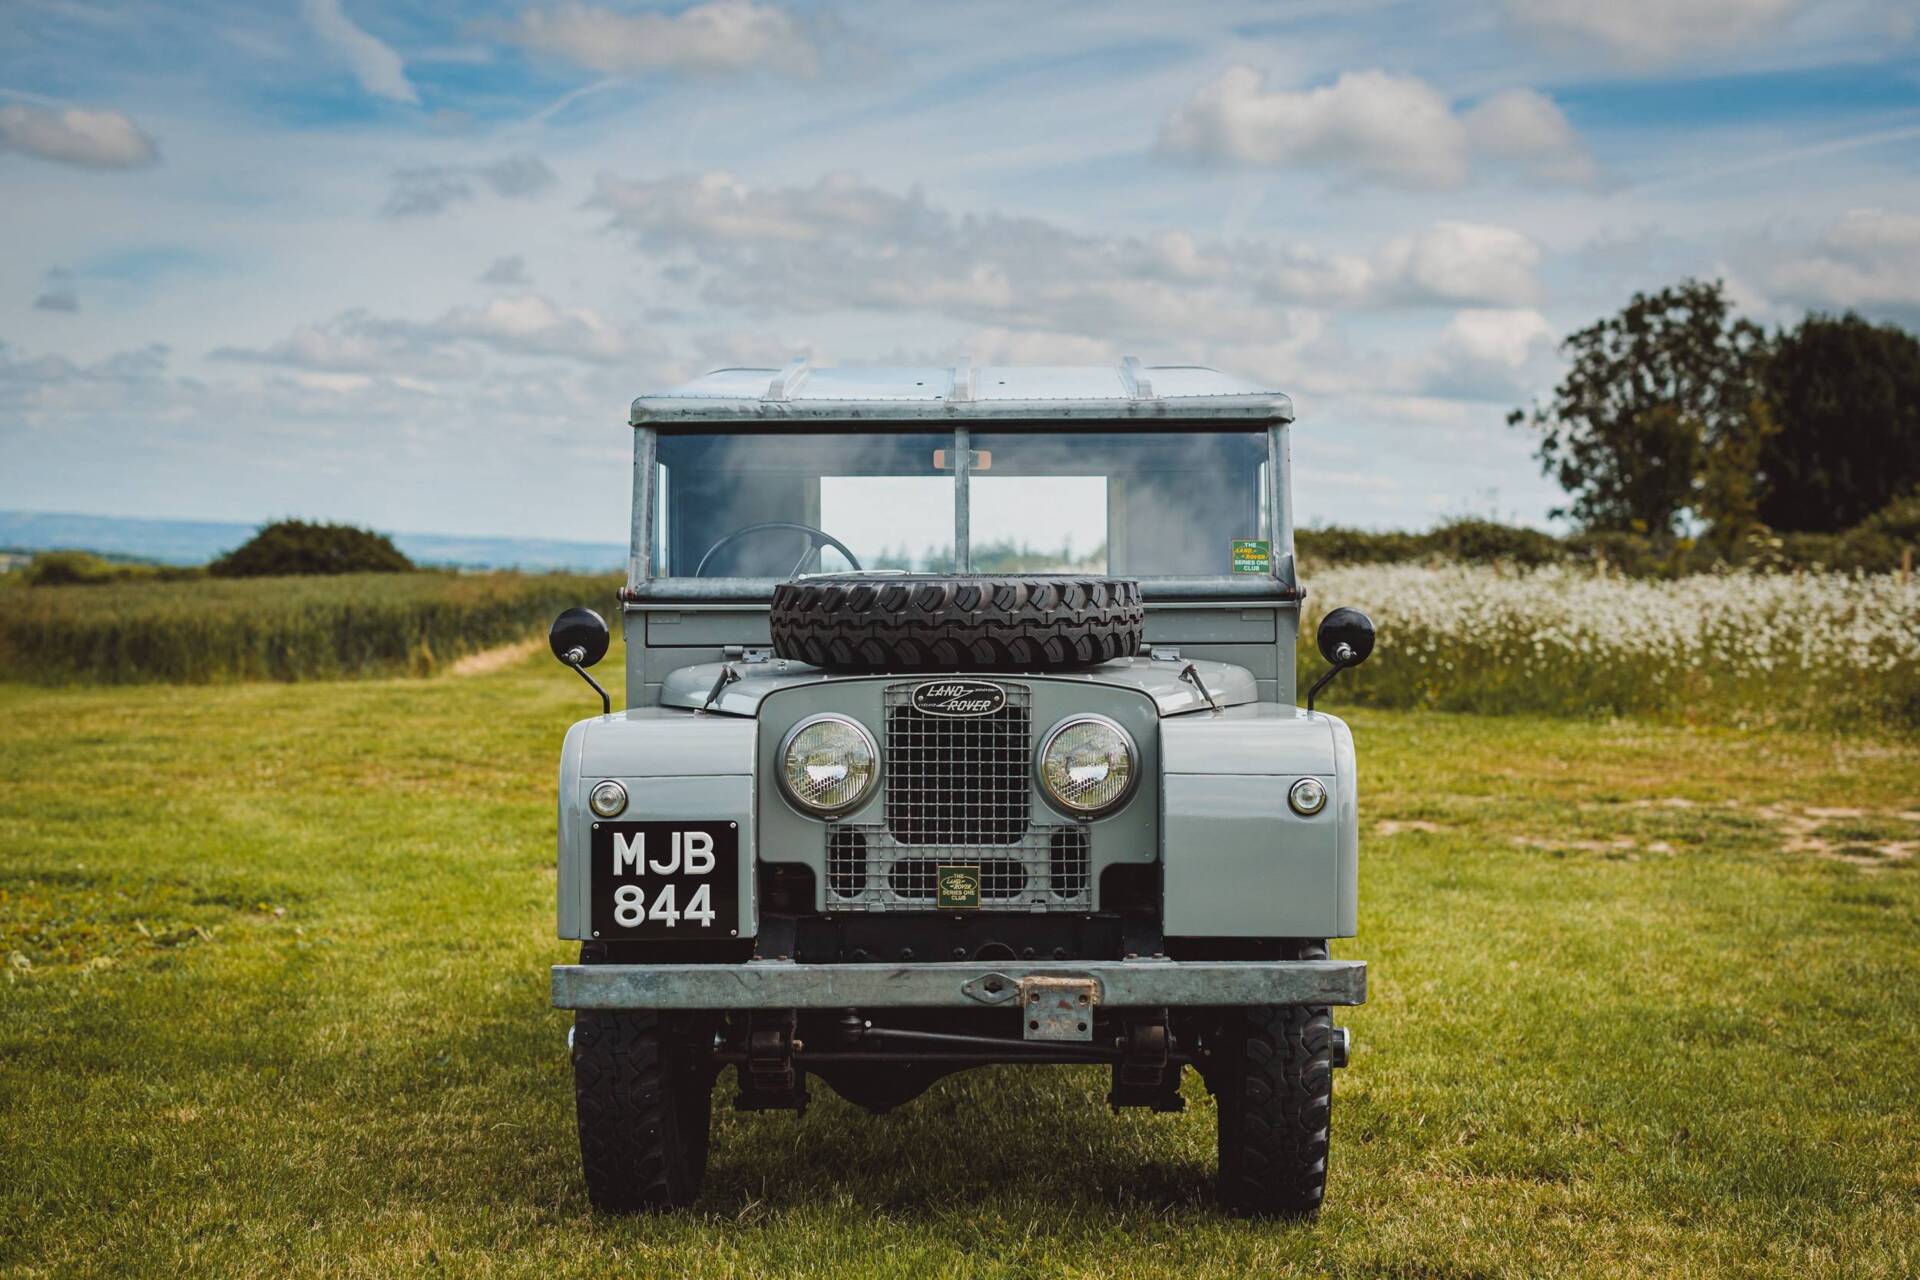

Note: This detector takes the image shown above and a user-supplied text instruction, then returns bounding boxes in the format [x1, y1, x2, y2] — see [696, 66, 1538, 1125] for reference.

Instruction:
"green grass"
[0, 571, 620, 684]
[3, 646, 1919, 1277]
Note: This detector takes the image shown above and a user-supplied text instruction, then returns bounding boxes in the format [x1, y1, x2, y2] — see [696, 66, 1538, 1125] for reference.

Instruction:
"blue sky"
[3, 0, 1918, 542]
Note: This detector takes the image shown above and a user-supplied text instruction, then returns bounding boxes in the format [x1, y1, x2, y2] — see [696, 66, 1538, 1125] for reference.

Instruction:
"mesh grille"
[884, 684, 1030, 844]
[826, 826, 1091, 908]
[823, 681, 1091, 910]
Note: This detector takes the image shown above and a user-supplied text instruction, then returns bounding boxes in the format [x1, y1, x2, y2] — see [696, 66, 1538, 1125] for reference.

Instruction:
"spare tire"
[770, 574, 1144, 673]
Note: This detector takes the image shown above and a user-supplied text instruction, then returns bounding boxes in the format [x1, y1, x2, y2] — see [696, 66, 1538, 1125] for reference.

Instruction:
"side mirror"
[1317, 607, 1375, 669]
[549, 607, 612, 714]
[1307, 607, 1375, 713]
[550, 607, 610, 668]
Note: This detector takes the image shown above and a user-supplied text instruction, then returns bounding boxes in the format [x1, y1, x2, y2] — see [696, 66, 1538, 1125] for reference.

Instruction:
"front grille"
[826, 826, 1091, 908]
[825, 681, 1091, 910]
[883, 683, 1030, 843]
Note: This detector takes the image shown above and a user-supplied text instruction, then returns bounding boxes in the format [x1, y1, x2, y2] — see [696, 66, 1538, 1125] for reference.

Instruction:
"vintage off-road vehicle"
[546, 359, 1372, 1218]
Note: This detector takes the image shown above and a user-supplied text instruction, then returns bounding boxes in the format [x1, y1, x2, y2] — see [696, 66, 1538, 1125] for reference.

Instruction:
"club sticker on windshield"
[1231, 539, 1272, 574]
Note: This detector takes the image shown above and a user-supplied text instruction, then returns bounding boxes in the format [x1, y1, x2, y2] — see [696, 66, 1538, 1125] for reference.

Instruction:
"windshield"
[650, 427, 1271, 579]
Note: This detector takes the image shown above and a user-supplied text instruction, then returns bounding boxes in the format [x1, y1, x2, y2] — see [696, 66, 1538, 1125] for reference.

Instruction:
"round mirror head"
[1317, 607, 1376, 667]
[549, 606, 610, 668]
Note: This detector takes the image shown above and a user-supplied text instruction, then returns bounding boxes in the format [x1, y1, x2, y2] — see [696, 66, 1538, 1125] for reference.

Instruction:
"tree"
[1508, 280, 1772, 537]
[209, 520, 413, 577]
[1757, 312, 1920, 532]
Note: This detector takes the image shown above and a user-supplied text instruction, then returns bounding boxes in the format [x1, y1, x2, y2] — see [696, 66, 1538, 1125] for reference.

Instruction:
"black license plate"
[590, 821, 739, 939]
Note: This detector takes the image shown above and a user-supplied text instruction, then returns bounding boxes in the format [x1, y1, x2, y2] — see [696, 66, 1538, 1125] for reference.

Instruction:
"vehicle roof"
[629, 357, 1294, 427]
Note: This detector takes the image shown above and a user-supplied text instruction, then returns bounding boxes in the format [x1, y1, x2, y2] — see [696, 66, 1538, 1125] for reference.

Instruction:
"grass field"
[0, 572, 621, 684]
[4, 640, 1919, 1278]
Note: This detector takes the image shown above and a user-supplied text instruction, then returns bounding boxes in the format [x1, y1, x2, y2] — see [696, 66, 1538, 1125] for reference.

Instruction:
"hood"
[659, 656, 1259, 718]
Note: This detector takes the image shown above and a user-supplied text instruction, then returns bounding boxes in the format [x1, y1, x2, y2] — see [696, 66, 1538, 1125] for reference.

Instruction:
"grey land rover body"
[545, 359, 1372, 1218]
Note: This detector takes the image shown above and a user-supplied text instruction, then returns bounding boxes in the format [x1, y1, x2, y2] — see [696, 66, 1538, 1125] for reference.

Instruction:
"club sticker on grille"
[909, 680, 1008, 718]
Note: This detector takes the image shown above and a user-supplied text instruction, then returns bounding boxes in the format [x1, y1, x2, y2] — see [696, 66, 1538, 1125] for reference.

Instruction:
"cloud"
[301, 0, 419, 105]
[1374, 223, 1543, 307]
[384, 154, 557, 216]
[34, 269, 79, 313]
[481, 154, 556, 197]
[1157, 67, 1468, 188]
[1463, 89, 1598, 186]
[1413, 308, 1558, 400]
[509, 1, 818, 76]
[213, 294, 653, 371]
[480, 255, 531, 286]
[210, 310, 457, 376]
[1157, 67, 1595, 189]
[0, 341, 177, 417]
[589, 171, 1541, 367]
[963, 328, 1123, 366]
[0, 103, 158, 169]
[1765, 208, 1920, 316]
[430, 294, 637, 363]
[593, 170, 935, 246]
[692, 330, 811, 369]
[1500, 0, 1804, 64]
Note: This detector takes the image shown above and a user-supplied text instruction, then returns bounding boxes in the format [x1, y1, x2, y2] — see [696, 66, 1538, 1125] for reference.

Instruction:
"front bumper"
[551, 957, 1366, 1011]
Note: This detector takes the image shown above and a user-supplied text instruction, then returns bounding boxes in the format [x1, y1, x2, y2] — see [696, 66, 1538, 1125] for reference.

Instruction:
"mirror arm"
[568, 660, 611, 716]
[1306, 663, 1345, 714]
[1307, 641, 1357, 714]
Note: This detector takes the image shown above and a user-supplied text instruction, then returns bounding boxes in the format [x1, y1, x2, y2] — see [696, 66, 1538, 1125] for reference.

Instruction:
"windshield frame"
[627, 421, 1297, 602]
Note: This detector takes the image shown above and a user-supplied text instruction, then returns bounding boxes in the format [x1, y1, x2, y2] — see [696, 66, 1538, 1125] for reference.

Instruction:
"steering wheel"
[692, 521, 864, 578]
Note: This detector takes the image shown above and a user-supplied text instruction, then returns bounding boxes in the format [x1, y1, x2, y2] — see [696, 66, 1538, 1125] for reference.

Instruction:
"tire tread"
[769, 574, 1145, 673]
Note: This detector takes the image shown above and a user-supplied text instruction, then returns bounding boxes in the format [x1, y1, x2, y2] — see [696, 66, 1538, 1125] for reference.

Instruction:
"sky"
[3, 0, 1918, 545]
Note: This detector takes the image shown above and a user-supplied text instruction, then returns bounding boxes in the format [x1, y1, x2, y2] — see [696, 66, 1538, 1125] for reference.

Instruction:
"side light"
[589, 779, 629, 818]
[1288, 777, 1328, 816]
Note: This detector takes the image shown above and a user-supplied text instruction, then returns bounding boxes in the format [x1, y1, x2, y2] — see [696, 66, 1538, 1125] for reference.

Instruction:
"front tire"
[1209, 997, 1336, 1219]
[571, 1009, 712, 1213]
[1198, 940, 1336, 1220]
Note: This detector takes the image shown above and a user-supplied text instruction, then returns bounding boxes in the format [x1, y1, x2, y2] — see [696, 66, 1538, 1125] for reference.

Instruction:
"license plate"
[590, 820, 739, 939]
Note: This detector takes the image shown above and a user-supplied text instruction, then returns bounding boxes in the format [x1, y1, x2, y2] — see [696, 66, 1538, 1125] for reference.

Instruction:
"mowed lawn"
[3, 643, 1918, 1278]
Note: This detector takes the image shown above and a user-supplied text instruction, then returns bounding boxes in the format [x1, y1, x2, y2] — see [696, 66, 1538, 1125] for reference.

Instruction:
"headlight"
[588, 779, 628, 818]
[1289, 777, 1328, 816]
[780, 715, 880, 815]
[1037, 716, 1137, 817]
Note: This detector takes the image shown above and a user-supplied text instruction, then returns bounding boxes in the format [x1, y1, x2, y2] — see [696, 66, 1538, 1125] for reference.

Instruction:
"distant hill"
[0, 511, 626, 573]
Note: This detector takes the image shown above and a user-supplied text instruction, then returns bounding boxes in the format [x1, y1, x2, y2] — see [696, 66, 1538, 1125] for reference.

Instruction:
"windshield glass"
[650, 427, 1269, 579]
[969, 431, 1268, 576]
[653, 431, 955, 577]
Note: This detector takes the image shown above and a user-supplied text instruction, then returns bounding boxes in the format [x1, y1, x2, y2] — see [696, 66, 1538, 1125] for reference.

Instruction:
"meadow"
[0, 571, 621, 684]
[5, 561, 1916, 737]
[1305, 563, 1920, 733]
[3, 637, 1918, 1278]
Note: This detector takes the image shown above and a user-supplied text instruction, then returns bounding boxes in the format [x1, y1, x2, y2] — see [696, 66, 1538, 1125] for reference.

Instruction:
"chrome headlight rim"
[588, 779, 628, 818]
[777, 713, 881, 817]
[1035, 713, 1139, 819]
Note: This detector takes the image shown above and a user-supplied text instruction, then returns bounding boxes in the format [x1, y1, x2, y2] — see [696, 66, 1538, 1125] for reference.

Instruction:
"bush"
[1298, 519, 1568, 571]
[1295, 527, 1431, 567]
[1302, 505, 1919, 579]
[210, 521, 413, 578]
[21, 551, 201, 588]
[1426, 518, 1565, 567]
